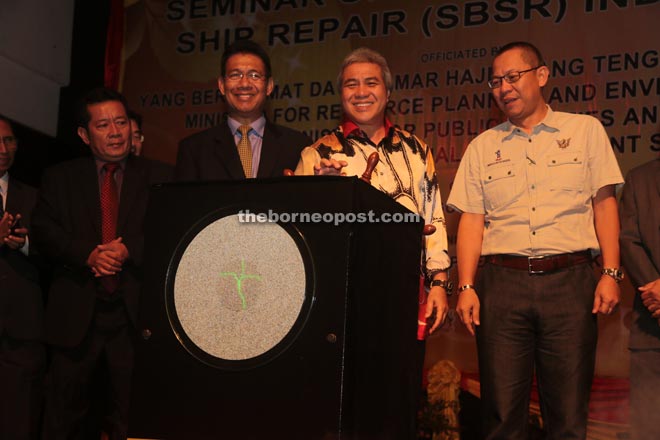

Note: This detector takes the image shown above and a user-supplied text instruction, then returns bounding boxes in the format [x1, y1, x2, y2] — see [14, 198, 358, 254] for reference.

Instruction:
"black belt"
[486, 251, 592, 274]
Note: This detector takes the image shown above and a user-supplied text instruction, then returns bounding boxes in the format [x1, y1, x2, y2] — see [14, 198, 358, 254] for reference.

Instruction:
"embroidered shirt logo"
[495, 149, 502, 161]
[556, 138, 571, 149]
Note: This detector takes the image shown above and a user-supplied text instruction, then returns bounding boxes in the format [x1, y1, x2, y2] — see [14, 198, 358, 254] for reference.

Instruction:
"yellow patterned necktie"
[237, 124, 253, 178]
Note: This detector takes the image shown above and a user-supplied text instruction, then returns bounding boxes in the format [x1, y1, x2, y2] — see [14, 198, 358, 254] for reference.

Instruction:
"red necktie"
[100, 162, 119, 292]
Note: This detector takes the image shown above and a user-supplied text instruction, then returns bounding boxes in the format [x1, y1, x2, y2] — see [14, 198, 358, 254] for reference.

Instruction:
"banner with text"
[121, 0, 660, 430]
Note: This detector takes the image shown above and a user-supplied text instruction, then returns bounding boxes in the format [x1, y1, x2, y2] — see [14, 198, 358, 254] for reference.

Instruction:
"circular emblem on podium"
[166, 212, 313, 369]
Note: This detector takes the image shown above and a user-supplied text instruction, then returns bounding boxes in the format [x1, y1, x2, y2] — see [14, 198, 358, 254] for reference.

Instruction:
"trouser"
[629, 348, 660, 440]
[0, 335, 46, 440]
[42, 300, 133, 440]
[475, 262, 597, 440]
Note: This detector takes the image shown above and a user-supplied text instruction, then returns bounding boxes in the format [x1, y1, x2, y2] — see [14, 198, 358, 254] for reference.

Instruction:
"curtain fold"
[104, 0, 124, 89]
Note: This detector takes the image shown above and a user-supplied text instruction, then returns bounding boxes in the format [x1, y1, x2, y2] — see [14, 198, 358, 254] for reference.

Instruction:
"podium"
[128, 176, 424, 440]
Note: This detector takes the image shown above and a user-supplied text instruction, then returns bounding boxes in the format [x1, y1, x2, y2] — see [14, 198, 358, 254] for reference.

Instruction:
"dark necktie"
[100, 163, 120, 293]
[237, 125, 253, 178]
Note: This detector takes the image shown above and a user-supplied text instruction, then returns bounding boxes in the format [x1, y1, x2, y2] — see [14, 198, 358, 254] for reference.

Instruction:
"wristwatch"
[601, 268, 624, 283]
[430, 279, 453, 295]
[458, 284, 476, 293]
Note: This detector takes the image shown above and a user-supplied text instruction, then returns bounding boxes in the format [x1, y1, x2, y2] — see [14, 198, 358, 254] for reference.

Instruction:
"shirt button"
[532, 231, 536, 235]
[528, 139, 532, 143]
[531, 185, 536, 189]
[532, 207, 536, 211]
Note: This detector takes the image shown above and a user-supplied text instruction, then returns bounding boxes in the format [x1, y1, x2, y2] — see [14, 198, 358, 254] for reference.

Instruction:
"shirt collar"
[95, 158, 127, 174]
[340, 117, 394, 138]
[0, 172, 8, 197]
[502, 105, 558, 141]
[537, 105, 559, 131]
[227, 115, 266, 137]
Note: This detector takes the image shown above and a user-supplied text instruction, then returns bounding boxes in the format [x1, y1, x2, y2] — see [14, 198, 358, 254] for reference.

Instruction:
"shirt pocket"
[547, 150, 584, 191]
[483, 163, 518, 211]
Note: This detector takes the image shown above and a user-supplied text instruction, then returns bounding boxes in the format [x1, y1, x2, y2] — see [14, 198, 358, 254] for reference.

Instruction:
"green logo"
[220, 259, 261, 310]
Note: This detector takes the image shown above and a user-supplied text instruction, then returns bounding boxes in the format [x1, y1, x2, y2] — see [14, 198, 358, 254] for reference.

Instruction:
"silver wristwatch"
[601, 268, 624, 283]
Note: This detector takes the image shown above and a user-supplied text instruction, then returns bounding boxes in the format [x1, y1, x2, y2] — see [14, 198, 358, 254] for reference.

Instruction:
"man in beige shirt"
[447, 41, 623, 439]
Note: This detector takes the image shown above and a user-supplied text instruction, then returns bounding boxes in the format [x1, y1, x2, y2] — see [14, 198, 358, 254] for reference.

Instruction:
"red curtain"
[104, 0, 124, 89]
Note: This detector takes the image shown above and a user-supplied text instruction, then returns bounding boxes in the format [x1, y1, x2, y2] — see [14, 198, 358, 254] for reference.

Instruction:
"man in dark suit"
[127, 111, 144, 157]
[620, 157, 660, 440]
[0, 115, 45, 440]
[32, 88, 172, 440]
[175, 39, 310, 180]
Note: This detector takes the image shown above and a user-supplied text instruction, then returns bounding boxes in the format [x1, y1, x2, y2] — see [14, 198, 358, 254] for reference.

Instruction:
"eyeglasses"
[132, 133, 144, 143]
[488, 66, 544, 89]
[0, 136, 17, 147]
[225, 71, 266, 82]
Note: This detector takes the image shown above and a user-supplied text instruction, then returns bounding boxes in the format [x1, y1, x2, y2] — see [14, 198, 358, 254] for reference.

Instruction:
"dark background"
[9, 0, 111, 187]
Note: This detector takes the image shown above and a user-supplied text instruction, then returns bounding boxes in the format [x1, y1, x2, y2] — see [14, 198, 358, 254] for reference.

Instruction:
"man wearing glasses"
[448, 42, 623, 439]
[175, 39, 310, 180]
[0, 115, 45, 439]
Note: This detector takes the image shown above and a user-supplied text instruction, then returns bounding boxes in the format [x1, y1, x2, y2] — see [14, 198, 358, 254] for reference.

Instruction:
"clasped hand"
[639, 278, 660, 325]
[87, 237, 129, 277]
[0, 212, 27, 249]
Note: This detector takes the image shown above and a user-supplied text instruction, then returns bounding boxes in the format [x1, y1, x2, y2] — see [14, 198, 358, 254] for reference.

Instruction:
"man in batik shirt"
[295, 47, 451, 333]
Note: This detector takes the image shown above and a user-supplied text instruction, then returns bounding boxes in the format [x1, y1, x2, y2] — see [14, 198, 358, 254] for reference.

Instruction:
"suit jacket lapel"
[5, 176, 23, 214]
[80, 158, 103, 239]
[117, 157, 140, 234]
[213, 123, 246, 179]
[257, 121, 281, 178]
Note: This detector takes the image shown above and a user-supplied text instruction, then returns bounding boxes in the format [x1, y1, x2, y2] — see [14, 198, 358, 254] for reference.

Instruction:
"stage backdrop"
[117, 0, 660, 432]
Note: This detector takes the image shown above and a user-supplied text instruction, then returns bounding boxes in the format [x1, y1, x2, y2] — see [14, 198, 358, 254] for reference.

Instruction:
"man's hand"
[314, 158, 347, 176]
[4, 228, 27, 250]
[87, 237, 129, 277]
[456, 288, 480, 336]
[4, 213, 27, 249]
[0, 212, 13, 245]
[592, 275, 621, 315]
[425, 286, 449, 334]
[96, 237, 129, 263]
[640, 278, 660, 318]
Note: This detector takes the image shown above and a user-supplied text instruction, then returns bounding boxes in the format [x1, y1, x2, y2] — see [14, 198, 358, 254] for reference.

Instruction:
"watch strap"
[430, 279, 453, 295]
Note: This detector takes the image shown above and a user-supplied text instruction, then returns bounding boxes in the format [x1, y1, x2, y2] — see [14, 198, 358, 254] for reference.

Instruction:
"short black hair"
[0, 114, 15, 132]
[128, 110, 143, 129]
[495, 41, 545, 67]
[220, 40, 272, 78]
[76, 87, 129, 129]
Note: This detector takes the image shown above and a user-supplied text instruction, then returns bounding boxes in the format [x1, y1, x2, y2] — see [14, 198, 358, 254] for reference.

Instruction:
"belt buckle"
[528, 256, 545, 274]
